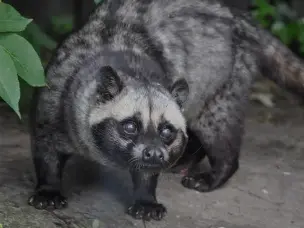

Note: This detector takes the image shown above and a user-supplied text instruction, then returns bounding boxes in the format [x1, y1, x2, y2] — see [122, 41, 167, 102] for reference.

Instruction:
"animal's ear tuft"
[97, 66, 124, 103]
[170, 78, 189, 107]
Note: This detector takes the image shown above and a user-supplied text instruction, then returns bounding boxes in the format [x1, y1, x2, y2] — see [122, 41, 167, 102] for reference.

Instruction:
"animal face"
[89, 66, 189, 171]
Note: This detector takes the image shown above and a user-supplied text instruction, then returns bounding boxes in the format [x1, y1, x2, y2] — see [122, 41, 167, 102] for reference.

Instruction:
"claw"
[27, 189, 68, 210]
[127, 201, 167, 221]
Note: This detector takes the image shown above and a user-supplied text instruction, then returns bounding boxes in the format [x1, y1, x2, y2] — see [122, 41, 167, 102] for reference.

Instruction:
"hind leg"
[181, 121, 243, 192]
[181, 56, 253, 192]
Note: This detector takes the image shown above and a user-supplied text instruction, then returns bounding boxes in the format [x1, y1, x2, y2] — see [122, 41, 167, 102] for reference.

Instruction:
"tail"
[233, 12, 304, 96]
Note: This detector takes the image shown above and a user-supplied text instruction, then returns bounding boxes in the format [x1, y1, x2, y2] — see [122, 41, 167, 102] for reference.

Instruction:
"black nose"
[142, 148, 164, 163]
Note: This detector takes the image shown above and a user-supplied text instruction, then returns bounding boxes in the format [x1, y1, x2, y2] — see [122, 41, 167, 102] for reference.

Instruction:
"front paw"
[127, 201, 167, 221]
[28, 189, 68, 210]
[181, 172, 214, 192]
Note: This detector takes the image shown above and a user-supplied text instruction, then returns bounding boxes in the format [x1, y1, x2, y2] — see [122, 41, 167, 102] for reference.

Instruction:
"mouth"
[128, 160, 169, 172]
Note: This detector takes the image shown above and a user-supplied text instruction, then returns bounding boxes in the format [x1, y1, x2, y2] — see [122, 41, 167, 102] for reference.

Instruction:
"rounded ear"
[170, 78, 189, 107]
[97, 66, 124, 103]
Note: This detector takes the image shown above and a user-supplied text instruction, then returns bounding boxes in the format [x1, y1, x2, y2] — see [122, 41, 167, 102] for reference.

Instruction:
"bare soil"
[0, 93, 304, 228]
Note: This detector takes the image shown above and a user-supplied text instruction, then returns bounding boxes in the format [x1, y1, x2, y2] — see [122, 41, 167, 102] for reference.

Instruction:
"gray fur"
[28, 0, 304, 220]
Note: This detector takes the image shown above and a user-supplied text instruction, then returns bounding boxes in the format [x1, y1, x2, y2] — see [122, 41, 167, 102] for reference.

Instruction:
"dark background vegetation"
[1, 0, 304, 114]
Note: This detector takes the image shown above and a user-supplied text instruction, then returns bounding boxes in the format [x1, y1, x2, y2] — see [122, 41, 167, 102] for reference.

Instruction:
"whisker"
[128, 157, 138, 166]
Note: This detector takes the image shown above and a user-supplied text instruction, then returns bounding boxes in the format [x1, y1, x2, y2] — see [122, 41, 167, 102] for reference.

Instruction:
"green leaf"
[299, 44, 304, 55]
[21, 22, 57, 51]
[253, 0, 276, 17]
[0, 33, 46, 87]
[276, 3, 297, 21]
[298, 27, 304, 55]
[277, 26, 292, 45]
[51, 15, 74, 35]
[297, 22, 304, 41]
[0, 2, 32, 32]
[271, 21, 285, 34]
[0, 46, 21, 118]
[251, 0, 276, 28]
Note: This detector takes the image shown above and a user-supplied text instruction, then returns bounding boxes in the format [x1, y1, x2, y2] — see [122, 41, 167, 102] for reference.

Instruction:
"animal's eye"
[123, 121, 138, 135]
[160, 127, 173, 140]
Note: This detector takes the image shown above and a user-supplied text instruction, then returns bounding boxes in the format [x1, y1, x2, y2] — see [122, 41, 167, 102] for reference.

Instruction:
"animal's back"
[109, 0, 236, 118]
[32, 0, 235, 126]
[143, 0, 236, 119]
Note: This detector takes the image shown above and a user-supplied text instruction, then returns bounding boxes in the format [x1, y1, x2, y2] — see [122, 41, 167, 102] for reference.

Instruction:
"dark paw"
[28, 189, 68, 210]
[127, 201, 167, 221]
[181, 172, 214, 192]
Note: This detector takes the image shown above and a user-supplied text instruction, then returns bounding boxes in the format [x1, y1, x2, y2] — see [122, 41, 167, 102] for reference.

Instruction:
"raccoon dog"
[28, 0, 304, 221]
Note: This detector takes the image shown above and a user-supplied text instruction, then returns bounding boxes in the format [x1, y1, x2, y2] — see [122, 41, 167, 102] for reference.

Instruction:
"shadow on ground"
[0, 97, 304, 228]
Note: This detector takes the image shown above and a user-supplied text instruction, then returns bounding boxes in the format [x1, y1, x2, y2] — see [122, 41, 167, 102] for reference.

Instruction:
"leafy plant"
[51, 14, 74, 36]
[21, 21, 57, 59]
[252, 0, 304, 55]
[0, 2, 46, 118]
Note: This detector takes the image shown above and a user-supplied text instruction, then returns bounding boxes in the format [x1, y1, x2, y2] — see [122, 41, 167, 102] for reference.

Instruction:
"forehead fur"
[89, 87, 150, 127]
[89, 85, 187, 133]
[149, 88, 186, 133]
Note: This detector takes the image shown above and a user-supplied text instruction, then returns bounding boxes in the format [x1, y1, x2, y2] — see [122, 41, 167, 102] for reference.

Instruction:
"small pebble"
[262, 189, 269, 194]
[283, 172, 291, 176]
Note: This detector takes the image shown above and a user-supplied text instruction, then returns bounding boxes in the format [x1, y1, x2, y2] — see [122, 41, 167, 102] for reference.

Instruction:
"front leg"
[127, 171, 167, 221]
[28, 130, 71, 210]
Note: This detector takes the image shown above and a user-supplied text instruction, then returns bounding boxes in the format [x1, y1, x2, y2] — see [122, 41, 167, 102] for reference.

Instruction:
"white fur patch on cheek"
[149, 89, 187, 133]
[163, 104, 187, 133]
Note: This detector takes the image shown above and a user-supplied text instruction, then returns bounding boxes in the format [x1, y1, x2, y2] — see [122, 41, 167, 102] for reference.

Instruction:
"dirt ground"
[0, 92, 304, 228]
